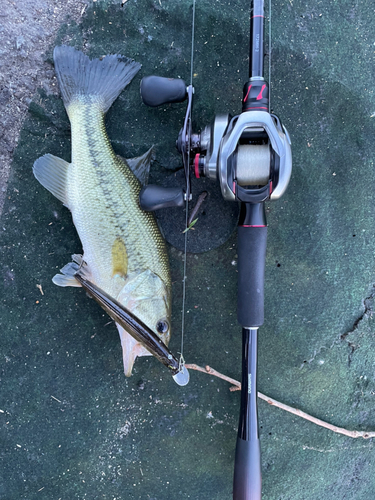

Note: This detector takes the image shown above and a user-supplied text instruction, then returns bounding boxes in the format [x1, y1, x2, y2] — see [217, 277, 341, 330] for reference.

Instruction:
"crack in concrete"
[340, 288, 375, 341]
[300, 284, 375, 369]
[342, 285, 375, 367]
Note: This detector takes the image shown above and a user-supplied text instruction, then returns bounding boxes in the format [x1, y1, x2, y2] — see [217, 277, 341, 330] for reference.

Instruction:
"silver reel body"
[197, 111, 292, 202]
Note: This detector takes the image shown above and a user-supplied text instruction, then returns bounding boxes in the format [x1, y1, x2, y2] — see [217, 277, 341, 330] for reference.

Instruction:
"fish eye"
[156, 320, 169, 334]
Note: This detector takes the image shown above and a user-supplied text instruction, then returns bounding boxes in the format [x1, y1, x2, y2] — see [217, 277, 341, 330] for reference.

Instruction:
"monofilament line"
[190, 0, 196, 88]
[180, 0, 196, 368]
[180, 192, 189, 368]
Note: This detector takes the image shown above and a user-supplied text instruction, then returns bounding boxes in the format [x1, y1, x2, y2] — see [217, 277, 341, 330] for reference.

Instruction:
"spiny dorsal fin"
[125, 146, 155, 186]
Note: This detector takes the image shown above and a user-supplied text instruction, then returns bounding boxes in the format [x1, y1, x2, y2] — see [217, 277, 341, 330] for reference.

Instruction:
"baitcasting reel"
[139, 75, 291, 215]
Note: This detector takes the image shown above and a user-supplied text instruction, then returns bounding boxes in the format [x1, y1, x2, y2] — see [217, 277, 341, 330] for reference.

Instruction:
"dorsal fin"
[125, 146, 155, 186]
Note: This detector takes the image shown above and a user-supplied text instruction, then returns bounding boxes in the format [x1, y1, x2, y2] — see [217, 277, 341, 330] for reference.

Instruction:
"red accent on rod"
[256, 84, 267, 100]
[248, 106, 268, 110]
[251, 15, 265, 18]
[194, 154, 200, 179]
[244, 84, 252, 102]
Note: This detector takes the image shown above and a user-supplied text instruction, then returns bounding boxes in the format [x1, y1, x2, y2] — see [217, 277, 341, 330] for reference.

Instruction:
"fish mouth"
[119, 323, 189, 385]
[74, 272, 181, 377]
[117, 326, 152, 377]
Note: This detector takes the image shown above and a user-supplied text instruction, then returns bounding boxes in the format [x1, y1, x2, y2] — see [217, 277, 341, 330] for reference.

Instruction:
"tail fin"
[53, 46, 141, 113]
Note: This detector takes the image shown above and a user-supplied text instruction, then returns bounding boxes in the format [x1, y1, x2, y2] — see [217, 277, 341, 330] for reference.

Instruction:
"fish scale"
[68, 104, 168, 288]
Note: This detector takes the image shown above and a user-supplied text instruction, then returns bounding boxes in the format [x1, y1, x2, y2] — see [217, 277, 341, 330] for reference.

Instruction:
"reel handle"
[139, 184, 185, 211]
[140, 76, 187, 107]
[139, 77, 192, 210]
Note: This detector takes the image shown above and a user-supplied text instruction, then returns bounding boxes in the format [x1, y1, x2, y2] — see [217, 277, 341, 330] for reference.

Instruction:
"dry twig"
[185, 363, 375, 439]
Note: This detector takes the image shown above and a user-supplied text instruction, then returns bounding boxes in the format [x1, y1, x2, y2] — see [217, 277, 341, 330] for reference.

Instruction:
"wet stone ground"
[1, 1, 375, 499]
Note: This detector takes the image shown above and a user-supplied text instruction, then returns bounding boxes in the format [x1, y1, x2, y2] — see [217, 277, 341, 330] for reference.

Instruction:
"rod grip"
[233, 437, 261, 500]
[237, 226, 267, 327]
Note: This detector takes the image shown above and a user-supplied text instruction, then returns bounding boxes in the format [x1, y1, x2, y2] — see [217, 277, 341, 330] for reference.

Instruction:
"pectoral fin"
[33, 154, 70, 207]
[52, 254, 85, 287]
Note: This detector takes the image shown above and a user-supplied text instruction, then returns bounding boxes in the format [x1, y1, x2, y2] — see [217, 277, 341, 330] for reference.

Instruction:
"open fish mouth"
[74, 270, 189, 386]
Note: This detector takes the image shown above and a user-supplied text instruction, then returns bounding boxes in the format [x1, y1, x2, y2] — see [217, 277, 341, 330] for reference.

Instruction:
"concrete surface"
[0, 0, 87, 215]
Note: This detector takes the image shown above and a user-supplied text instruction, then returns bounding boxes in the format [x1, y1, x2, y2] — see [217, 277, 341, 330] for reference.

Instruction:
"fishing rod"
[139, 0, 292, 498]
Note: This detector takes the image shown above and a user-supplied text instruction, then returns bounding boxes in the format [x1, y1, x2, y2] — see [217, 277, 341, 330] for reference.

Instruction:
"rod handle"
[233, 437, 261, 500]
[237, 226, 267, 327]
[140, 76, 187, 107]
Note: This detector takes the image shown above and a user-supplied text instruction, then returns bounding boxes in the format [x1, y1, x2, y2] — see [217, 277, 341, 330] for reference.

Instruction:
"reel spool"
[236, 144, 270, 187]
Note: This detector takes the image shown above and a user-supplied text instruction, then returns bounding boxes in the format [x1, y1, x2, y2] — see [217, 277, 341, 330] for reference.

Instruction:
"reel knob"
[140, 76, 187, 107]
[139, 185, 185, 211]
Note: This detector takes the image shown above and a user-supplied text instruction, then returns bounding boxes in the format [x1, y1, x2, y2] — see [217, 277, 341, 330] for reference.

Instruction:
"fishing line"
[179, 0, 196, 369]
[180, 188, 189, 369]
[189, 0, 196, 88]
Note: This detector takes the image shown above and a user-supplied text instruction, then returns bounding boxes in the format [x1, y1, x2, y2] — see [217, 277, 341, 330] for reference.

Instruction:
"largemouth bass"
[33, 46, 171, 376]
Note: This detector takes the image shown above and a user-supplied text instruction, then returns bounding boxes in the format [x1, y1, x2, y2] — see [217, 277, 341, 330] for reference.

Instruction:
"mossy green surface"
[1, 1, 375, 498]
